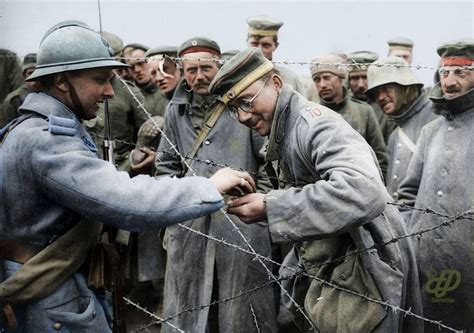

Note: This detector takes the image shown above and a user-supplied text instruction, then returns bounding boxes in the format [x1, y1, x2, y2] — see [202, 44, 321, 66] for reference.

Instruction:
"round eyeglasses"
[228, 78, 269, 119]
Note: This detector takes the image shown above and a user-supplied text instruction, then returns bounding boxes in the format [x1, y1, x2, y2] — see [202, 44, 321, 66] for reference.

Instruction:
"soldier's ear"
[54, 73, 69, 92]
[271, 74, 283, 91]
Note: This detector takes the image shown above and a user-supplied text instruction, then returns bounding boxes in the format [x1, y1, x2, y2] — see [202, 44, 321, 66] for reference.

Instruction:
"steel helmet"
[366, 56, 422, 96]
[27, 21, 128, 81]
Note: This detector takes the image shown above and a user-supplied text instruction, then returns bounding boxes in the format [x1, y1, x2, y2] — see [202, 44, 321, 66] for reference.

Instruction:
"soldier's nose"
[237, 110, 253, 123]
[104, 82, 115, 98]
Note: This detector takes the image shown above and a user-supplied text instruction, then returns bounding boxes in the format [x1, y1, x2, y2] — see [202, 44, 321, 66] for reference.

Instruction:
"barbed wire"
[133, 273, 279, 332]
[299, 270, 461, 333]
[123, 296, 185, 333]
[134, 207, 470, 332]
[112, 69, 468, 333]
[115, 55, 474, 72]
[117, 76, 317, 329]
[90, 133, 303, 188]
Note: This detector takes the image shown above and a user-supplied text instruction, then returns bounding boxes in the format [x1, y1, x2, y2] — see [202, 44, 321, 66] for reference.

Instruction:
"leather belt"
[0, 240, 43, 264]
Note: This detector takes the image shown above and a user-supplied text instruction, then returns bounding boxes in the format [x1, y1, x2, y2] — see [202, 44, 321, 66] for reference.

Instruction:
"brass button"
[53, 322, 62, 330]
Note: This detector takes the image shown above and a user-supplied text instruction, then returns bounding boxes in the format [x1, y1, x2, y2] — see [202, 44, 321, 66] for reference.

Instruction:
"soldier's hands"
[227, 193, 267, 224]
[130, 147, 156, 174]
[209, 167, 256, 195]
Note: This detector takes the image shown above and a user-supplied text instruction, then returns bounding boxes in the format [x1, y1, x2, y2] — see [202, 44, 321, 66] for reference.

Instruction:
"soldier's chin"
[193, 85, 210, 94]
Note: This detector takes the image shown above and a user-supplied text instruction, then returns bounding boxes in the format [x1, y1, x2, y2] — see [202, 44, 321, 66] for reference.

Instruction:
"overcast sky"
[1, 0, 473, 85]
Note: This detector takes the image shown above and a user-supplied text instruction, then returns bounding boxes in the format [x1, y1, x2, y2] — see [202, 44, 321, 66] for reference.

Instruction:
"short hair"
[247, 34, 279, 45]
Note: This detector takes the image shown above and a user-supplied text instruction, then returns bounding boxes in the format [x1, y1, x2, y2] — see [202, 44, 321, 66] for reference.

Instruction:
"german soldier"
[211, 47, 423, 332]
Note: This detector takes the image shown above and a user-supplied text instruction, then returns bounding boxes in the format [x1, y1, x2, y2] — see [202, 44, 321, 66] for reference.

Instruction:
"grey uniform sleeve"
[266, 114, 387, 243]
[30, 131, 223, 231]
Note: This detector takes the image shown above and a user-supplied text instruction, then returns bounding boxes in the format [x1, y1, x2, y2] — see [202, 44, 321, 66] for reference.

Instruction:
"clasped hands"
[210, 167, 267, 224]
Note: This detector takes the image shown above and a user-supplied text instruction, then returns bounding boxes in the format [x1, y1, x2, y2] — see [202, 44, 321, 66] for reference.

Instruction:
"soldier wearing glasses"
[155, 37, 277, 333]
[211, 47, 422, 332]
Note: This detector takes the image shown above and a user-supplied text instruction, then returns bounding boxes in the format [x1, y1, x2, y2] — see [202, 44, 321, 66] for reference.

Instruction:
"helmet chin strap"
[64, 75, 85, 117]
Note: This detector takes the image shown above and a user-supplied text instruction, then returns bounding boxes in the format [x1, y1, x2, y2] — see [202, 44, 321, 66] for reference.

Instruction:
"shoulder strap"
[397, 127, 417, 153]
[186, 102, 226, 162]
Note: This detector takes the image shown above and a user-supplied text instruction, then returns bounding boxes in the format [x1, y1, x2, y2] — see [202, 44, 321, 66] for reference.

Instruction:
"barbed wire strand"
[91, 127, 468, 332]
[104, 78, 468, 332]
[117, 76, 317, 329]
[117, 55, 474, 72]
[123, 296, 186, 333]
[134, 275, 280, 332]
[299, 270, 461, 333]
[250, 302, 261, 333]
[136, 208, 469, 332]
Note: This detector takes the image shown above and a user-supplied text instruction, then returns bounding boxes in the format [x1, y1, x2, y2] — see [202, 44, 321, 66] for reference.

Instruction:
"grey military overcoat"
[386, 92, 438, 199]
[320, 91, 388, 177]
[397, 85, 474, 331]
[265, 85, 423, 332]
[155, 84, 277, 333]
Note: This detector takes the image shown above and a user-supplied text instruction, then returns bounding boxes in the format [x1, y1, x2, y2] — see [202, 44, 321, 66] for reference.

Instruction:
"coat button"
[395, 159, 400, 165]
[53, 323, 62, 330]
[204, 140, 210, 145]
[205, 159, 211, 164]
[447, 126, 454, 132]
[437, 190, 443, 197]
[393, 174, 398, 180]
[393, 192, 399, 199]
[397, 143, 402, 148]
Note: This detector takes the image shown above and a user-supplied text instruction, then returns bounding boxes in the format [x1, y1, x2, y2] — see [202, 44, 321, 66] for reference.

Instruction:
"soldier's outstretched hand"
[209, 167, 256, 195]
[227, 193, 267, 224]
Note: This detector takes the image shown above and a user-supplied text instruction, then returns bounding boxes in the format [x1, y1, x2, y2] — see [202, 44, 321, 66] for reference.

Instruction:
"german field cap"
[366, 56, 422, 96]
[348, 51, 378, 71]
[22, 53, 37, 73]
[209, 47, 273, 103]
[437, 38, 474, 66]
[387, 37, 414, 51]
[100, 31, 124, 56]
[178, 37, 220, 57]
[310, 53, 348, 79]
[246, 16, 283, 37]
[145, 46, 178, 59]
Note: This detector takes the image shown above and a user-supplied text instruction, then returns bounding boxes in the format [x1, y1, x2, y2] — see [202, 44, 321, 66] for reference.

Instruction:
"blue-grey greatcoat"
[265, 85, 423, 332]
[397, 86, 474, 331]
[386, 92, 438, 199]
[155, 83, 277, 333]
[0, 92, 224, 332]
[320, 91, 388, 177]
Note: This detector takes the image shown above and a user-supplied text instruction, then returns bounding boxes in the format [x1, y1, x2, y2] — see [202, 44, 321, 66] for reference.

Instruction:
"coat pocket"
[44, 293, 108, 331]
[304, 254, 387, 333]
